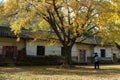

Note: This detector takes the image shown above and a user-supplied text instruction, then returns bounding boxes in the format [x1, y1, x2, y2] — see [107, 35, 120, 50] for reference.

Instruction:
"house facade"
[112, 46, 120, 62]
[0, 37, 25, 58]
[0, 37, 114, 63]
[0, 26, 115, 63]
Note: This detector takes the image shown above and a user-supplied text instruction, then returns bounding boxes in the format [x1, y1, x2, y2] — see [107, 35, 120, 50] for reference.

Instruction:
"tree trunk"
[62, 46, 72, 68]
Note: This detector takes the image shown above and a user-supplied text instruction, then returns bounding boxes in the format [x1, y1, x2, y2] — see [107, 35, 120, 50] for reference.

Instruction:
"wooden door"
[5, 46, 14, 59]
[2, 46, 17, 59]
[78, 50, 86, 63]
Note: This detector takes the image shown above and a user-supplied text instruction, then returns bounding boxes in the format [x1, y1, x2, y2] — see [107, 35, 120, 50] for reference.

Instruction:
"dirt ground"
[0, 64, 120, 80]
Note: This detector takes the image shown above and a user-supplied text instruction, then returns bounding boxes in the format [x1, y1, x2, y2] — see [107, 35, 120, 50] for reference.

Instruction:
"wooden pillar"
[78, 50, 80, 63]
[2, 46, 6, 58]
[14, 46, 17, 57]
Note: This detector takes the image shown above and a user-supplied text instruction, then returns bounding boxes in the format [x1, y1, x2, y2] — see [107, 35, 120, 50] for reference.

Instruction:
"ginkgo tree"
[99, 0, 120, 46]
[0, 0, 120, 67]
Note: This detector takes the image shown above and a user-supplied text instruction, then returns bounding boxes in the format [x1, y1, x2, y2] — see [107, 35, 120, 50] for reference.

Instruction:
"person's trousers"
[94, 62, 99, 69]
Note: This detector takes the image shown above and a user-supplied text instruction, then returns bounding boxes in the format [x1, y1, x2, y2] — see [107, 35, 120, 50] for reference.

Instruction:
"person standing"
[94, 53, 99, 69]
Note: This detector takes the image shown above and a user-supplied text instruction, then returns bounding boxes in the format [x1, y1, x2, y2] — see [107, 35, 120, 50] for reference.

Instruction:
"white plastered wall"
[75, 44, 93, 57]
[112, 47, 120, 58]
[94, 46, 112, 58]
[26, 40, 94, 58]
[71, 44, 94, 62]
[26, 40, 61, 56]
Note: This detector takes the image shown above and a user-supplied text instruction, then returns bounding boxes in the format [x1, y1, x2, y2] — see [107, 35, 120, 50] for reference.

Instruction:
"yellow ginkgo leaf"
[16, 37, 20, 42]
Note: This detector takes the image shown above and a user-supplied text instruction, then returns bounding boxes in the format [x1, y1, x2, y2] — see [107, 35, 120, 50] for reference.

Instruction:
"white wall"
[70, 44, 94, 62]
[112, 47, 120, 58]
[26, 40, 61, 56]
[71, 45, 78, 57]
[94, 46, 112, 57]
[75, 44, 93, 57]
[45, 46, 61, 56]
[26, 41, 37, 56]
[0, 38, 25, 54]
[26, 41, 94, 58]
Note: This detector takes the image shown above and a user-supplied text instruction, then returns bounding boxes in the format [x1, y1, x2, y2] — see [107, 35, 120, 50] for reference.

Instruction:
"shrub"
[15, 55, 65, 66]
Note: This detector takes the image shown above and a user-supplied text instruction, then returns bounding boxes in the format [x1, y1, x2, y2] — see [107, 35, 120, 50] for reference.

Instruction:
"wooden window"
[61, 47, 65, 56]
[37, 46, 45, 56]
[2, 46, 17, 59]
[100, 49, 106, 57]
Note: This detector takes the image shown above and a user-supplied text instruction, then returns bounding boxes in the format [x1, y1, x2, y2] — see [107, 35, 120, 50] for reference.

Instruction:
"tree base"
[60, 63, 74, 69]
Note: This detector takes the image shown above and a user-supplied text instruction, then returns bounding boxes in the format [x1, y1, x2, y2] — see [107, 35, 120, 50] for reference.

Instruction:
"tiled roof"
[76, 36, 102, 45]
[0, 26, 32, 39]
[0, 26, 112, 46]
[0, 26, 16, 38]
[115, 43, 120, 49]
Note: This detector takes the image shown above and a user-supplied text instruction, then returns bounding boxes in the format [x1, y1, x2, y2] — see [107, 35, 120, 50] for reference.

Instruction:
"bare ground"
[0, 64, 120, 80]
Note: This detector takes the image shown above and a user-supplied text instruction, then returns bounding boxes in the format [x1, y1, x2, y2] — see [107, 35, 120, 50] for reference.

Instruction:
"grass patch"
[0, 65, 120, 80]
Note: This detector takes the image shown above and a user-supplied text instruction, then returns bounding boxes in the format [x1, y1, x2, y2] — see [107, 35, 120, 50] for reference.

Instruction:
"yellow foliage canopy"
[0, 0, 120, 45]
